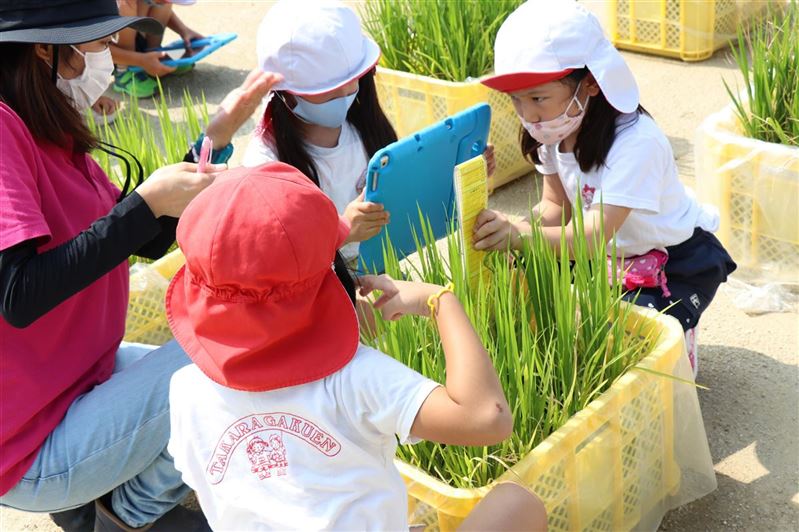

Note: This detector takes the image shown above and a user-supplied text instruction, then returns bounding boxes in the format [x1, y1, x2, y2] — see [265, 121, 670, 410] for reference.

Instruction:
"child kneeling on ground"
[165, 162, 547, 531]
[474, 1, 736, 377]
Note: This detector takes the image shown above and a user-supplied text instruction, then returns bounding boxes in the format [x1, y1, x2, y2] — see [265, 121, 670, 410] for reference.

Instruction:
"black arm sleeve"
[127, 147, 196, 260]
[134, 215, 178, 260]
[130, 148, 195, 260]
[0, 192, 163, 328]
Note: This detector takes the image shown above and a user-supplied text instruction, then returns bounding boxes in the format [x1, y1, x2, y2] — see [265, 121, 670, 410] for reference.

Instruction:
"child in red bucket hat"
[165, 162, 546, 531]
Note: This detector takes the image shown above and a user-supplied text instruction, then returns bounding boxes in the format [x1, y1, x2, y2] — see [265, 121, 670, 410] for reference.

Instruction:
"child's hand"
[180, 28, 205, 55]
[343, 191, 390, 244]
[91, 95, 119, 117]
[473, 209, 524, 251]
[483, 143, 496, 178]
[205, 69, 284, 148]
[141, 51, 176, 77]
[357, 275, 442, 320]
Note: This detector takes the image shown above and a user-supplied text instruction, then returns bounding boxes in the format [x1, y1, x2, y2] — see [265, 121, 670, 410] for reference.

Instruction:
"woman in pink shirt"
[0, 1, 280, 530]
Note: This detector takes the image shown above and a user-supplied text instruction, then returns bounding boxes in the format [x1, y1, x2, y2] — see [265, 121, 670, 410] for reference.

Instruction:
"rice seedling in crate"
[360, 0, 529, 191]
[364, 204, 656, 489]
[694, 0, 799, 283]
[724, 1, 799, 147]
[362, 0, 522, 81]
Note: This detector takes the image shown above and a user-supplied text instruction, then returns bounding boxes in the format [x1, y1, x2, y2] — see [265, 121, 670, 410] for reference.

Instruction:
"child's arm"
[203, 69, 283, 149]
[533, 173, 572, 227]
[537, 204, 631, 257]
[473, 173, 630, 256]
[110, 44, 176, 77]
[358, 276, 512, 446]
[472, 173, 569, 252]
[167, 11, 204, 52]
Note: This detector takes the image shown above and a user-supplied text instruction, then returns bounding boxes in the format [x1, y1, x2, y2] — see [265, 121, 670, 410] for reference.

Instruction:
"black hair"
[521, 67, 649, 173]
[261, 68, 397, 297]
[334, 252, 357, 305]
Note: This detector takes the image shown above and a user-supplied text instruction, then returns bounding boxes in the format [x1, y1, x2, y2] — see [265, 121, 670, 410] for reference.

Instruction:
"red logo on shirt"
[246, 434, 288, 480]
[206, 413, 341, 484]
[581, 185, 596, 209]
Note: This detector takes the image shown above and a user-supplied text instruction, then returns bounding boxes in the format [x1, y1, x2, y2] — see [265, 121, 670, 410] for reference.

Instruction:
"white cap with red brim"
[481, 0, 640, 114]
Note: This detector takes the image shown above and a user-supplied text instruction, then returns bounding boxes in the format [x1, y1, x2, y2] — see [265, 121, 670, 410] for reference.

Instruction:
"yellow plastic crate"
[398, 308, 690, 531]
[124, 249, 186, 344]
[124, 252, 713, 529]
[607, 0, 769, 61]
[694, 106, 799, 284]
[374, 67, 530, 193]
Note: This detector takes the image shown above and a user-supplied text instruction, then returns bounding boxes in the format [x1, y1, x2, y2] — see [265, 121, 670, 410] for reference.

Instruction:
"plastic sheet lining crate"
[124, 249, 186, 344]
[398, 308, 713, 531]
[374, 67, 530, 193]
[695, 106, 799, 285]
[607, 0, 769, 61]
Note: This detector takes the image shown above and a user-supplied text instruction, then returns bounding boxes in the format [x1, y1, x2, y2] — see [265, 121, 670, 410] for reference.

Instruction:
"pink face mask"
[521, 82, 589, 145]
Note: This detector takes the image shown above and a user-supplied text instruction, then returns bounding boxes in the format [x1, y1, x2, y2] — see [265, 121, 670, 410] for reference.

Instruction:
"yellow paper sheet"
[453, 156, 488, 290]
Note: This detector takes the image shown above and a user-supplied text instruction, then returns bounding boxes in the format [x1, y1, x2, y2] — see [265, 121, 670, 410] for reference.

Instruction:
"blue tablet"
[128, 33, 237, 73]
[358, 103, 491, 274]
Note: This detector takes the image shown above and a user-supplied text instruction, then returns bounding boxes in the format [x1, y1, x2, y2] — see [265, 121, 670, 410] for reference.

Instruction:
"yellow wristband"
[427, 282, 455, 319]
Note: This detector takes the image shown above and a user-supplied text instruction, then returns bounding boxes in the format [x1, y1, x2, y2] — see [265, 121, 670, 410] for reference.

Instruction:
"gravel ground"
[2, 2, 797, 531]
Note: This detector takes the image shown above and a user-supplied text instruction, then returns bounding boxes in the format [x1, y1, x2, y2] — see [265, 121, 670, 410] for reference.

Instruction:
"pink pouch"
[607, 249, 671, 298]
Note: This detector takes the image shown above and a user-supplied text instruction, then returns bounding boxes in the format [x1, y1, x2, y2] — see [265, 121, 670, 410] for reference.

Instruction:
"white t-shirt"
[242, 122, 368, 262]
[534, 113, 719, 256]
[168, 344, 439, 531]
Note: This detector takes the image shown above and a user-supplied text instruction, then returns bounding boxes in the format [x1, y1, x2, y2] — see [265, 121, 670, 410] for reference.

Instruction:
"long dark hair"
[0, 42, 97, 153]
[260, 69, 398, 186]
[521, 67, 649, 173]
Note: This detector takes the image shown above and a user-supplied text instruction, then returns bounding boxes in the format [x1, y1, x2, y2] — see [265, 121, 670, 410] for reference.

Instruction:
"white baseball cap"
[256, 0, 381, 96]
[482, 0, 640, 113]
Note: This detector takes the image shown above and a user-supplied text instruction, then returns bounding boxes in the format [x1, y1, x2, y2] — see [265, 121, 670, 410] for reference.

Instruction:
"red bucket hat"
[166, 162, 357, 392]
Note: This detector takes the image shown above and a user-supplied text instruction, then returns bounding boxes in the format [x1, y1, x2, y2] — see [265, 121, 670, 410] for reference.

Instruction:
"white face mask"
[55, 46, 115, 111]
[521, 82, 589, 145]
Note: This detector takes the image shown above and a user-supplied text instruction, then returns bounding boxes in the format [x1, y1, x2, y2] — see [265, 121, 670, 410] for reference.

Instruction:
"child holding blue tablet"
[245, 0, 498, 271]
[242, 0, 395, 267]
[112, 0, 203, 97]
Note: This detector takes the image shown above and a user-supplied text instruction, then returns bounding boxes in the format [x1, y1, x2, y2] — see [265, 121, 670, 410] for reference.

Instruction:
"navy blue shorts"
[623, 228, 737, 331]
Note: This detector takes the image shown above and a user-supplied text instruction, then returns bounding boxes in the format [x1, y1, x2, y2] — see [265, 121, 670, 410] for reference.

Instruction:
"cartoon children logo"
[246, 433, 288, 480]
[581, 184, 596, 209]
[268, 434, 288, 475]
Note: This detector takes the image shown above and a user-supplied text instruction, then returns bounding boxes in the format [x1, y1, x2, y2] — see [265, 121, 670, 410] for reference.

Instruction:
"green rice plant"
[725, 0, 799, 146]
[87, 83, 209, 188]
[361, 0, 523, 81]
[364, 204, 657, 488]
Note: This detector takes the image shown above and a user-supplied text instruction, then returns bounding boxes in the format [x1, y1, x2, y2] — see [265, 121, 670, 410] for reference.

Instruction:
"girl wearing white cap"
[242, 0, 395, 268]
[473, 0, 736, 376]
